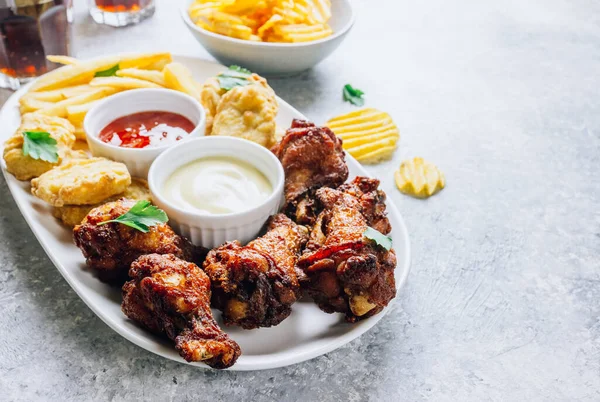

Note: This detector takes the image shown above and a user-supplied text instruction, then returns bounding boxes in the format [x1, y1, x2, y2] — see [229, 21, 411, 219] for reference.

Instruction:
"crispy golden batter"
[31, 157, 131, 207]
[211, 81, 278, 148]
[203, 214, 308, 329]
[200, 77, 225, 135]
[53, 178, 150, 227]
[122, 254, 241, 369]
[73, 199, 202, 284]
[3, 114, 76, 181]
[272, 119, 349, 225]
[201, 73, 275, 136]
[297, 179, 396, 322]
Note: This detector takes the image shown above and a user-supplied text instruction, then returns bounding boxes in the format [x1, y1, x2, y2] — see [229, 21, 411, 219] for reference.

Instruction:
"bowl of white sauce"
[147, 136, 284, 248]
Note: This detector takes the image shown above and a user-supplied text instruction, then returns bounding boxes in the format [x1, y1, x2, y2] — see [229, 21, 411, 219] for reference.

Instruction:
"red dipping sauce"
[99, 111, 196, 149]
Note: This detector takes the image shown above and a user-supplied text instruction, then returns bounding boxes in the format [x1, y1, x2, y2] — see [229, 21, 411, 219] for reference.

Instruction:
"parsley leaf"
[94, 63, 120, 77]
[343, 84, 365, 106]
[363, 227, 392, 250]
[98, 200, 168, 233]
[217, 65, 253, 91]
[22, 131, 59, 163]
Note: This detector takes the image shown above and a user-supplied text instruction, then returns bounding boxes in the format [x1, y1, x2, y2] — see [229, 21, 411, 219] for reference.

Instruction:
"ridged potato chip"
[327, 108, 400, 164]
[394, 157, 445, 198]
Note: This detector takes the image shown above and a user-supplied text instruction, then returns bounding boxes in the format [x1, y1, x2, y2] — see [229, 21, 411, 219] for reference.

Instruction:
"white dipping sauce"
[163, 156, 273, 215]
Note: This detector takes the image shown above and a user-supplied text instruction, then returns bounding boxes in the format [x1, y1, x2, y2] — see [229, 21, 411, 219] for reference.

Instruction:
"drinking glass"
[89, 0, 154, 27]
[0, 0, 73, 89]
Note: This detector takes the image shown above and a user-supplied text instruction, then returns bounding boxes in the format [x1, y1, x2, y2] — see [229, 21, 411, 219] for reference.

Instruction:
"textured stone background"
[1, 0, 599, 401]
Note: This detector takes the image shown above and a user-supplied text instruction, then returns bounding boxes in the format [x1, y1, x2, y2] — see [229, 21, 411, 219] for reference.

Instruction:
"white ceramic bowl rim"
[180, 0, 355, 49]
[84, 88, 205, 154]
[148, 136, 285, 220]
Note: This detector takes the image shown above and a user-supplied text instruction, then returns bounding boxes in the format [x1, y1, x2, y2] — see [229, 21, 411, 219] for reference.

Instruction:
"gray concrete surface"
[1, 0, 599, 401]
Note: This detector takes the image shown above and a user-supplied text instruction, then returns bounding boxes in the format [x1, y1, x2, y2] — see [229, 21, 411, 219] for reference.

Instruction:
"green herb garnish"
[343, 84, 365, 106]
[98, 200, 168, 233]
[94, 63, 120, 77]
[22, 131, 58, 163]
[217, 65, 253, 91]
[363, 227, 392, 250]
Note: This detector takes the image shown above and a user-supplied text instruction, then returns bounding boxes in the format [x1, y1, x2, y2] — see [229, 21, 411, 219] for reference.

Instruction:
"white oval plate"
[0, 55, 411, 371]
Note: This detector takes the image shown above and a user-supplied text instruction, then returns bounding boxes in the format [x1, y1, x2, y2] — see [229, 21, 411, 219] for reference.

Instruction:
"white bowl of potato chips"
[181, 0, 355, 75]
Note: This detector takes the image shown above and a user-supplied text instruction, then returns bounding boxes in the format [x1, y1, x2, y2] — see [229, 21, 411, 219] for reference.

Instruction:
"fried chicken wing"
[73, 199, 202, 284]
[203, 214, 309, 329]
[297, 179, 396, 322]
[122, 254, 241, 369]
[337, 176, 392, 235]
[271, 119, 349, 225]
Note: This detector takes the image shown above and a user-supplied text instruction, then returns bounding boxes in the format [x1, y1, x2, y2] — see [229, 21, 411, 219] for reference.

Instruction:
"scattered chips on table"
[394, 157, 445, 198]
[327, 108, 400, 164]
[188, 0, 333, 43]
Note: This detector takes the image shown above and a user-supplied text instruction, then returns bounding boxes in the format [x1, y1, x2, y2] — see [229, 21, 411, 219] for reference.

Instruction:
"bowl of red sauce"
[84, 88, 205, 178]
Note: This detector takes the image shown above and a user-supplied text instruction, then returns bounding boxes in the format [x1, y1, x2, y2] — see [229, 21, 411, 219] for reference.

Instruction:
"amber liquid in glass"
[95, 0, 143, 13]
[89, 0, 154, 27]
[0, 0, 71, 87]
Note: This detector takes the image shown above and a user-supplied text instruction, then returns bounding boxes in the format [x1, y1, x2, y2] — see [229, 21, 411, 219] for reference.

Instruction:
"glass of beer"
[0, 0, 73, 89]
[89, 0, 155, 27]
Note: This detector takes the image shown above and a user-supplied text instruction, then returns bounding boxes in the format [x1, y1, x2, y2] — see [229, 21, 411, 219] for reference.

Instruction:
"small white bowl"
[180, 0, 355, 75]
[84, 88, 206, 178]
[148, 136, 285, 248]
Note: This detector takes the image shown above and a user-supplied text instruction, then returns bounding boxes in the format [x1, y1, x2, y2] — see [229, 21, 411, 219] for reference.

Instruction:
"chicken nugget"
[52, 178, 150, 227]
[31, 157, 131, 207]
[3, 114, 76, 181]
[211, 83, 277, 147]
[200, 77, 225, 135]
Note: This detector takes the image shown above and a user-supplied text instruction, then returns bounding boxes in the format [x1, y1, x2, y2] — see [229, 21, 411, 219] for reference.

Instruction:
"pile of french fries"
[20, 53, 203, 141]
[188, 0, 333, 43]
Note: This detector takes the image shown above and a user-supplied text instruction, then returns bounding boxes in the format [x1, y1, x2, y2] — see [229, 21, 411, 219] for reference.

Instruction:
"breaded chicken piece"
[203, 214, 309, 329]
[73, 199, 203, 284]
[271, 119, 349, 225]
[3, 114, 76, 181]
[297, 184, 396, 322]
[210, 80, 278, 147]
[122, 254, 241, 369]
[53, 178, 150, 227]
[200, 77, 225, 135]
[200, 73, 275, 136]
[31, 157, 131, 207]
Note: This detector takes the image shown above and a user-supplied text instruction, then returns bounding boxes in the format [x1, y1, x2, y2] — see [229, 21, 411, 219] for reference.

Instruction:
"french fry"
[188, 0, 332, 43]
[73, 124, 87, 141]
[395, 157, 445, 198]
[60, 84, 98, 98]
[116, 68, 166, 86]
[89, 76, 162, 90]
[19, 98, 54, 114]
[144, 59, 171, 71]
[29, 56, 121, 92]
[66, 100, 100, 125]
[163, 63, 200, 99]
[118, 52, 173, 70]
[36, 87, 119, 118]
[47, 55, 78, 65]
[327, 108, 400, 164]
[20, 90, 64, 103]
